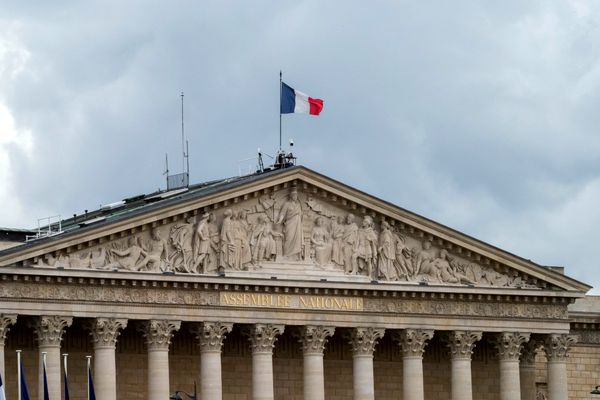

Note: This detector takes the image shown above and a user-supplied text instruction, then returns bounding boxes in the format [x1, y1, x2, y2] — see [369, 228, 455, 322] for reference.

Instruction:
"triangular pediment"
[0, 166, 590, 293]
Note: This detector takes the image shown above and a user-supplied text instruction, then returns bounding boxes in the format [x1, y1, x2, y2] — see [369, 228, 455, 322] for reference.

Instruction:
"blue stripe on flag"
[280, 82, 296, 114]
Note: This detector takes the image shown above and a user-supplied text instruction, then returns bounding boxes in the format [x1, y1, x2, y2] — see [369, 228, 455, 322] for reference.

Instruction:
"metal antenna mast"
[181, 91, 186, 173]
[279, 71, 282, 151]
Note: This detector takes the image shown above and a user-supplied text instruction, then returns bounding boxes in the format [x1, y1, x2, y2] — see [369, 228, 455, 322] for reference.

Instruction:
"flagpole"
[86, 356, 91, 400]
[16, 350, 21, 400]
[279, 70, 282, 151]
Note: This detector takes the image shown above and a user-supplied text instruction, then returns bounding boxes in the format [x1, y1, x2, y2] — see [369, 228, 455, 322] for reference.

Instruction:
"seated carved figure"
[435, 250, 476, 285]
[414, 241, 440, 282]
[251, 214, 282, 262]
[134, 228, 169, 272]
[311, 216, 331, 266]
[105, 236, 145, 271]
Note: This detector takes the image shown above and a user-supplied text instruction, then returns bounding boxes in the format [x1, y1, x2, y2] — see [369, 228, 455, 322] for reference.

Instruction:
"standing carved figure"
[207, 213, 220, 272]
[329, 216, 345, 267]
[219, 210, 237, 271]
[250, 215, 282, 262]
[276, 188, 304, 260]
[236, 210, 252, 268]
[192, 213, 211, 273]
[311, 217, 331, 266]
[342, 214, 359, 273]
[353, 216, 378, 278]
[169, 217, 196, 273]
[393, 234, 413, 280]
[377, 221, 396, 280]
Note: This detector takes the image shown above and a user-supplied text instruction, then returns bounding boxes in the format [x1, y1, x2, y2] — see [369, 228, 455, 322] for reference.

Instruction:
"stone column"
[190, 322, 233, 400]
[543, 334, 576, 400]
[491, 332, 530, 400]
[244, 324, 284, 400]
[296, 325, 335, 400]
[444, 331, 482, 400]
[393, 329, 434, 400]
[139, 320, 181, 400]
[346, 327, 385, 400]
[520, 340, 539, 400]
[30, 316, 73, 400]
[0, 314, 17, 380]
[86, 318, 127, 400]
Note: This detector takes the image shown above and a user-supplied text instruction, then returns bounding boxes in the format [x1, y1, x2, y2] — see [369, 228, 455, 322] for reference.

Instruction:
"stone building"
[0, 165, 598, 400]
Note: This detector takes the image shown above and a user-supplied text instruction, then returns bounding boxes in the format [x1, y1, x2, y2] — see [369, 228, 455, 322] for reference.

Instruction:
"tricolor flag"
[280, 82, 323, 116]
[0, 372, 6, 400]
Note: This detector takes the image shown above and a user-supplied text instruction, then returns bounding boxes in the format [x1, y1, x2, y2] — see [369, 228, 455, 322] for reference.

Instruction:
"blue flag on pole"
[20, 362, 31, 400]
[88, 364, 96, 400]
[43, 361, 50, 400]
[63, 366, 70, 400]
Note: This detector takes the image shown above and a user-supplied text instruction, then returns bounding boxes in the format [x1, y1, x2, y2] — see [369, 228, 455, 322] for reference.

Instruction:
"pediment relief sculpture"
[30, 185, 537, 289]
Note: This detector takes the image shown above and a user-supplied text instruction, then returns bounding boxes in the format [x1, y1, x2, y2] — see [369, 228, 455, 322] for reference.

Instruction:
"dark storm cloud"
[1, 1, 599, 290]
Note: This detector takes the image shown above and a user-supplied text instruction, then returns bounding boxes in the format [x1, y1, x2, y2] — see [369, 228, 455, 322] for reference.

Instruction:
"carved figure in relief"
[105, 236, 145, 271]
[135, 228, 170, 272]
[219, 210, 238, 270]
[329, 216, 345, 267]
[414, 240, 435, 276]
[311, 217, 331, 266]
[169, 217, 196, 273]
[206, 213, 220, 273]
[192, 213, 211, 273]
[276, 188, 304, 260]
[89, 247, 108, 269]
[250, 215, 282, 262]
[352, 216, 378, 278]
[393, 234, 413, 280]
[235, 210, 252, 267]
[377, 221, 397, 280]
[342, 214, 359, 273]
[434, 250, 475, 285]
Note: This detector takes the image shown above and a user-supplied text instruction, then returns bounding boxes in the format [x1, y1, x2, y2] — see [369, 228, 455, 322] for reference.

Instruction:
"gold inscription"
[219, 292, 363, 311]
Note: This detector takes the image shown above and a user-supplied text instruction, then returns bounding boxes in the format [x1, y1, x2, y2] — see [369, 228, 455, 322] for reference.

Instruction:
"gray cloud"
[1, 0, 599, 290]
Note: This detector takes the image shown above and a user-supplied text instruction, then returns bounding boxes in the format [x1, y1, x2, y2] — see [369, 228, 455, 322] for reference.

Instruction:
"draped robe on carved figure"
[276, 189, 304, 260]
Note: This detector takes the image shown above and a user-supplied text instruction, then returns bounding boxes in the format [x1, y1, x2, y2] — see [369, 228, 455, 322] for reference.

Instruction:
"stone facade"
[0, 166, 595, 400]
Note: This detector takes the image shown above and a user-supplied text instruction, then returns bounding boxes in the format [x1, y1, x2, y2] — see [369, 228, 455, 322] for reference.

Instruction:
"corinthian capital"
[244, 324, 284, 354]
[491, 332, 530, 361]
[543, 334, 577, 362]
[30, 316, 73, 347]
[520, 339, 541, 366]
[393, 329, 434, 358]
[86, 318, 127, 349]
[0, 314, 17, 345]
[444, 331, 482, 360]
[139, 320, 181, 350]
[295, 326, 335, 355]
[346, 327, 385, 356]
[190, 322, 233, 353]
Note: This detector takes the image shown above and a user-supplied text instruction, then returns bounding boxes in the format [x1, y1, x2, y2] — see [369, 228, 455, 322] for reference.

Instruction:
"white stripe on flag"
[294, 90, 310, 114]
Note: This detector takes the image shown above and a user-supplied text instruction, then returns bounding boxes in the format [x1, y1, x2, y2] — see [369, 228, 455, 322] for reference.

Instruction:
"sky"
[1, 1, 599, 291]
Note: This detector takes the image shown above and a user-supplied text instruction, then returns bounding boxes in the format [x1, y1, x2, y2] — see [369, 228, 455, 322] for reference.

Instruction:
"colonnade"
[0, 314, 577, 400]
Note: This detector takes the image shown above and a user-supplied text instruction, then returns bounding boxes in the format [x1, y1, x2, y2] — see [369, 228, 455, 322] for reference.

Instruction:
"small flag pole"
[86, 356, 91, 400]
[16, 350, 21, 400]
[279, 70, 283, 151]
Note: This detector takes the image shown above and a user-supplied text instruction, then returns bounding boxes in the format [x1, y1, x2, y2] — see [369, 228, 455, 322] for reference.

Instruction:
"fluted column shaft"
[30, 316, 72, 400]
[0, 315, 16, 380]
[191, 322, 232, 400]
[394, 329, 433, 400]
[520, 340, 538, 400]
[87, 318, 127, 400]
[296, 326, 334, 400]
[445, 331, 482, 400]
[544, 334, 576, 400]
[245, 324, 284, 400]
[346, 327, 384, 400]
[139, 320, 181, 400]
[492, 332, 530, 400]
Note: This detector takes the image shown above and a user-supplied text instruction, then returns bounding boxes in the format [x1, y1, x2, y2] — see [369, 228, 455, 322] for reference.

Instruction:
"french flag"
[280, 82, 323, 116]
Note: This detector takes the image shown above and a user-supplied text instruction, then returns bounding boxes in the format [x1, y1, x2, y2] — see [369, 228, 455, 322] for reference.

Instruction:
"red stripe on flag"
[308, 97, 323, 115]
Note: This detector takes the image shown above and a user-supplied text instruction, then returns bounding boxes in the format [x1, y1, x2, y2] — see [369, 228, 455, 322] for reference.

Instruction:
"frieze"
[19, 185, 540, 290]
[364, 298, 569, 319]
